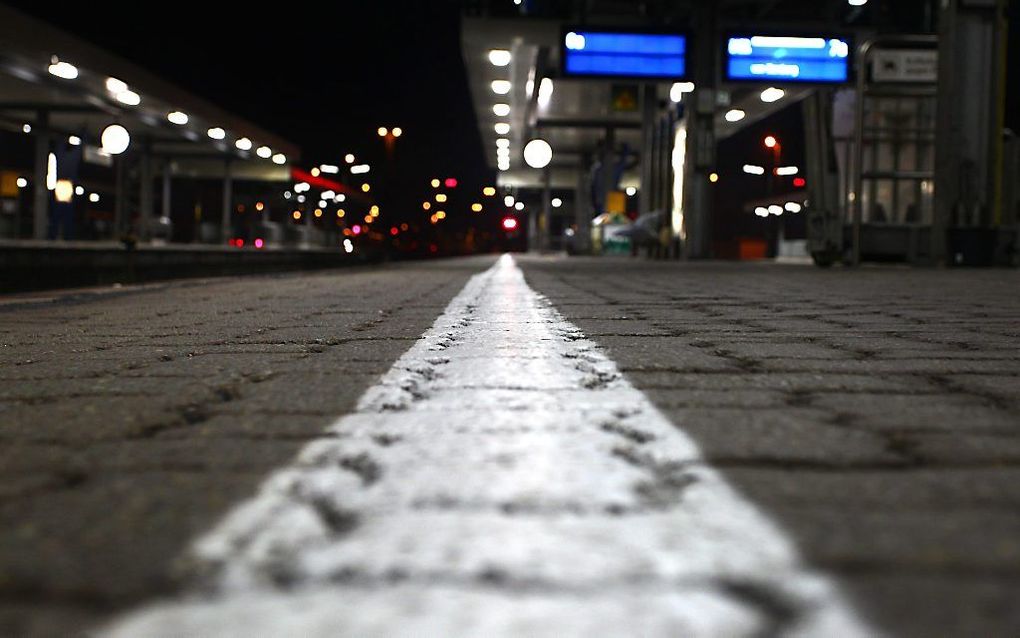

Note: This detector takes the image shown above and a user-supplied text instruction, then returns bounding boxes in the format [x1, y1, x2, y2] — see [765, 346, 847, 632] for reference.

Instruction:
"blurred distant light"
[311, 167, 321, 177]
[764, 135, 778, 148]
[391, 127, 402, 137]
[493, 103, 511, 117]
[514, 201, 524, 211]
[350, 164, 371, 174]
[297, 195, 306, 203]
[497, 160, 510, 171]
[709, 172, 719, 183]
[115, 90, 141, 106]
[255, 201, 265, 212]
[337, 208, 346, 217]
[320, 164, 339, 174]
[343, 238, 354, 253]
[724, 109, 746, 123]
[760, 87, 785, 103]
[497, 148, 510, 158]
[105, 77, 128, 94]
[754, 207, 769, 217]
[74, 185, 84, 196]
[47, 153, 56, 190]
[793, 177, 807, 188]
[430, 178, 441, 188]
[537, 77, 554, 107]
[54, 180, 73, 203]
[669, 81, 695, 103]
[496, 138, 510, 149]
[22, 124, 31, 133]
[235, 137, 252, 151]
[361, 183, 370, 192]
[768, 205, 784, 215]
[551, 197, 562, 208]
[488, 49, 512, 66]
[625, 186, 637, 196]
[292, 210, 302, 220]
[256, 145, 272, 158]
[321, 190, 336, 199]
[68, 135, 81, 146]
[435, 211, 446, 220]
[491, 80, 512, 95]
[101, 124, 130, 155]
[743, 164, 765, 175]
[272, 153, 287, 165]
[88, 192, 100, 202]
[445, 177, 458, 188]
[167, 111, 189, 125]
[775, 166, 799, 176]
[377, 126, 388, 137]
[254, 238, 264, 248]
[207, 127, 226, 140]
[504, 195, 515, 207]
[314, 209, 323, 217]
[494, 122, 510, 135]
[471, 202, 483, 212]
[502, 217, 518, 230]
[345, 153, 355, 164]
[523, 138, 552, 169]
[436, 193, 448, 203]
[294, 182, 310, 193]
[483, 186, 496, 196]
[16, 177, 28, 188]
[352, 225, 362, 234]
[48, 59, 78, 79]
[848, 0, 867, 5]
[785, 201, 803, 213]
[370, 205, 380, 216]
[318, 199, 327, 208]
[423, 201, 431, 211]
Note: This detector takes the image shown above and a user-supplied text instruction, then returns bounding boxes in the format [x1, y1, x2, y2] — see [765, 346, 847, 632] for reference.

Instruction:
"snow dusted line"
[102, 255, 877, 637]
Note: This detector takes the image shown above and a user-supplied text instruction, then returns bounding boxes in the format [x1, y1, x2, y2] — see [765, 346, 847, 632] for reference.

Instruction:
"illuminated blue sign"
[725, 35, 852, 83]
[562, 30, 687, 79]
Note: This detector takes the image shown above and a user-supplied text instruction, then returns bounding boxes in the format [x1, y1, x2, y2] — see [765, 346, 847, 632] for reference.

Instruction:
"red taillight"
[793, 177, 806, 188]
[502, 217, 518, 231]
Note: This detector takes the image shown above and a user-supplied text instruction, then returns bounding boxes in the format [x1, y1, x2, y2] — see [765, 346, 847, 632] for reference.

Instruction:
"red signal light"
[502, 217, 518, 231]
[793, 177, 806, 188]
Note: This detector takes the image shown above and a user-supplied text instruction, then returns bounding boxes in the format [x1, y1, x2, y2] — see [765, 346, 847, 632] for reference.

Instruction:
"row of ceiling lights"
[46, 57, 286, 163]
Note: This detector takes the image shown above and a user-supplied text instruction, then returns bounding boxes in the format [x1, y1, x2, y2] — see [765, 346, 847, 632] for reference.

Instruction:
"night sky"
[8, 1, 493, 230]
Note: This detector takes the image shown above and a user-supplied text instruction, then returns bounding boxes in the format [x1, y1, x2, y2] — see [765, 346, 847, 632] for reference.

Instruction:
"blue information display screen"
[725, 35, 852, 83]
[562, 30, 687, 79]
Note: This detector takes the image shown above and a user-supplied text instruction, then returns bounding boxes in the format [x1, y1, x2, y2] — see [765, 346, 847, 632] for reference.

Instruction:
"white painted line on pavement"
[102, 255, 877, 637]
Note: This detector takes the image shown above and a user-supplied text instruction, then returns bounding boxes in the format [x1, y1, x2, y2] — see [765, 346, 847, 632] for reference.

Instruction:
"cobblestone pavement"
[518, 256, 1020, 638]
[0, 258, 489, 637]
[1, 255, 1018, 637]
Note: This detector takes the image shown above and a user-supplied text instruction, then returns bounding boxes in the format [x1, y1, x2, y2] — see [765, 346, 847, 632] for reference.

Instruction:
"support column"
[933, 0, 1008, 263]
[31, 110, 49, 240]
[162, 160, 172, 221]
[540, 165, 552, 252]
[221, 158, 233, 244]
[138, 143, 153, 241]
[574, 152, 592, 254]
[639, 84, 656, 220]
[114, 155, 127, 237]
[681, 2, 719, 259]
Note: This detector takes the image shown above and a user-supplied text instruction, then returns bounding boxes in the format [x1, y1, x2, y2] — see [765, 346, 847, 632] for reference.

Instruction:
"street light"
[101, 124, 130, 155]
[523, 138, 553, 169]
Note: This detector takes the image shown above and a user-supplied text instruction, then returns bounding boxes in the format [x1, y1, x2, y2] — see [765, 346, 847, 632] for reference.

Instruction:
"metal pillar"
[161, 160, 172, 221]
[221, 158, 233, 244]
[31, 110, 49, 240]
[638, 84, 656, 221]
[114, 155, 127, 237]
[933, 0, 1008, 263]
[574, 152, 592, 254]
[138, 144, 153, 241]
[540, 165, 552, 251]
[681, 2, 719, 259]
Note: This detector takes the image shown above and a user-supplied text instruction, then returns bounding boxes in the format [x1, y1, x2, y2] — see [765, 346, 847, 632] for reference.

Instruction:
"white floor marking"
[102, 255, 877, 637]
